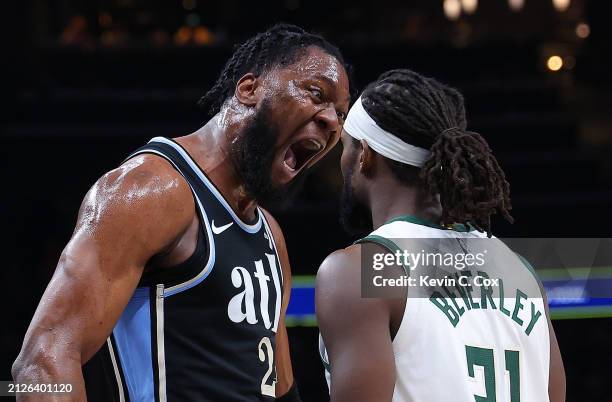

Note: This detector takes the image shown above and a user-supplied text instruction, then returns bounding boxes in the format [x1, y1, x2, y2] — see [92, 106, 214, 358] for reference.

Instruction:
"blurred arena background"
[2, 0, 611, 400]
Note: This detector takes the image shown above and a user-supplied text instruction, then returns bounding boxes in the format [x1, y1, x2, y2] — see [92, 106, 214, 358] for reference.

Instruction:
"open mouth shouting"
[281, 136, 327, 179]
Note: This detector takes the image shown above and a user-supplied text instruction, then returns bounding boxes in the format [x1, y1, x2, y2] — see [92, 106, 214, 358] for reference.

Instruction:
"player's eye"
[309, 87, 323, 101]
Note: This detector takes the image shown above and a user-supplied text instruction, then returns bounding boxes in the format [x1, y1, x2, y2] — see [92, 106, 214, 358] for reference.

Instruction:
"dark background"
[2, 0, 612, 401]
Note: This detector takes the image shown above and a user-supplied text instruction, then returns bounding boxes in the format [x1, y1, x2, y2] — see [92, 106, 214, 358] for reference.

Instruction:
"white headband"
[343, 96, 431, 167]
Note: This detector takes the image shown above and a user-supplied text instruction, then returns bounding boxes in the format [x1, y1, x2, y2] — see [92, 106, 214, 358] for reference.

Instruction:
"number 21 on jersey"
[465, 345, 520, 402]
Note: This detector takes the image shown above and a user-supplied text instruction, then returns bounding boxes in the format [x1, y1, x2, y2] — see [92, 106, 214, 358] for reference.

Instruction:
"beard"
[230, 101, 308, 210]
[339, 161, 372, 236]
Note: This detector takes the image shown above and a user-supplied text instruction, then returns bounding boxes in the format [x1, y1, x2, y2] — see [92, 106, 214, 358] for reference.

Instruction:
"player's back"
[321, 215, 550, 402]
[379, 216, 549, 402]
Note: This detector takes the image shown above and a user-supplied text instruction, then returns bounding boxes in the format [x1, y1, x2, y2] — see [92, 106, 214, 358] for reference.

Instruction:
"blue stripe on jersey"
[113, 287, 155, 401]
[164, 189, 216, 297]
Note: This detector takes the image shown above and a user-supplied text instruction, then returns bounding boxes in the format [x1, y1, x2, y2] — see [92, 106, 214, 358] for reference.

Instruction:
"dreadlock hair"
[361, 69, 513, 235]
[198, 23, 351, 116]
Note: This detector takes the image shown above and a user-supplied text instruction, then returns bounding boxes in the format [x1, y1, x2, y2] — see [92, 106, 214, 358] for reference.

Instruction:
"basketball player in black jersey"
[13, 24, 351, 401]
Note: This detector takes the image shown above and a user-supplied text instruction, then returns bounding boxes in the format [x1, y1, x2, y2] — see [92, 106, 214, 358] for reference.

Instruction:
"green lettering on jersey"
[499, 280, 511, 317]
[512, 289, 527, 326]
[453, 272, 472, 310]
[463, 270, 480, 309]
[430, 291, 459, 327]
[442, 285, 465, 317]
[525, 301, 543, 336]
[478, 271, 497, 310]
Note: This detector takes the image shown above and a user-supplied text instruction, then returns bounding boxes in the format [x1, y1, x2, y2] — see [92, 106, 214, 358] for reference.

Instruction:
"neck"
[367, 175, 442, 230]
[175, 111, 258, 221]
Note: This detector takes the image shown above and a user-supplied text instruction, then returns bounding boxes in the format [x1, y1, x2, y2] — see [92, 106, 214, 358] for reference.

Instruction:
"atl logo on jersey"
[227, 253, 282, 332]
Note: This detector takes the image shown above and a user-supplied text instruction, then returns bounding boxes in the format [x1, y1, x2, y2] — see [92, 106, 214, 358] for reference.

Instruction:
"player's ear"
[235, 73, 259, 106]
[359, 139, 376, 176]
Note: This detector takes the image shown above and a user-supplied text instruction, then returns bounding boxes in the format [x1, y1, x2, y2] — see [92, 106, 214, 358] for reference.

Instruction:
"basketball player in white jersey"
[316, 69, 565, 401]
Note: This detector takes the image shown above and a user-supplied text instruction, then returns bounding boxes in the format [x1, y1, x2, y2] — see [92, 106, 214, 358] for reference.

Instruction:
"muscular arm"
[12, 156, 194, 401]
[260, 210, 295, 398]
[316, 245, 397, 402]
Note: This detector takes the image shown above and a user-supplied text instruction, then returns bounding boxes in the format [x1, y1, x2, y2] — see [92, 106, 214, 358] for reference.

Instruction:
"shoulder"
[316, 244, 396, 340]
[316, 241, 400, 310]
[93, 154, 191, 206]
[317, 245, 361, 279]
[316, 241, 389, 288]
[78, 154, 195, 238]
[315, 245, 364, 308]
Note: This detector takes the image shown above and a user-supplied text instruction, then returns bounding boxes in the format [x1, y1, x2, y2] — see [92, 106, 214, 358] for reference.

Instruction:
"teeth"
[283, 160, 296, 172]
[284, 146, 297, 171]
[302, 139, 323, 151]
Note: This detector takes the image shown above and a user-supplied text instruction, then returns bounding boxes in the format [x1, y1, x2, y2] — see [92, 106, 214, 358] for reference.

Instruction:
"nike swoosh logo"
[211, 220, 233, 235]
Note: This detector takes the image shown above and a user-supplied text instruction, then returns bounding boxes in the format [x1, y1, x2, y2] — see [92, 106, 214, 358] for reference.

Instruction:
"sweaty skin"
[12, 46, 350, 401]
[316, 132, 566, 402]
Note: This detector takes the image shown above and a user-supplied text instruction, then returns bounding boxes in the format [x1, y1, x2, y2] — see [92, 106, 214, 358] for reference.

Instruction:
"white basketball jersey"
[320, 216, 550, 402]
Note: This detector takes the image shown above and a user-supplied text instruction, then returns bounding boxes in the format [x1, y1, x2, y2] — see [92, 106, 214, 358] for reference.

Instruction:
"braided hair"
[361, 69, 513, 235]
[198, 23, 350, 116]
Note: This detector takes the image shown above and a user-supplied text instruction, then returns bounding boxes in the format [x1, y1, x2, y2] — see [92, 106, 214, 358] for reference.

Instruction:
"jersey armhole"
[355, 235, 411, 276]
[124, 147, 214, 293]
[515, 252, 550, 319]
[355, 234, 409, 342]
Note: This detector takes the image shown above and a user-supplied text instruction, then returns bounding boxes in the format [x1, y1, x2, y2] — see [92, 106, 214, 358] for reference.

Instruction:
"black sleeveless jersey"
[82, 137, 284, 402]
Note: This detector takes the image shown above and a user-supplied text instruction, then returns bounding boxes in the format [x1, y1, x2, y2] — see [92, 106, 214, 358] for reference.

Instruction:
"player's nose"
[314, 104, 342, 144]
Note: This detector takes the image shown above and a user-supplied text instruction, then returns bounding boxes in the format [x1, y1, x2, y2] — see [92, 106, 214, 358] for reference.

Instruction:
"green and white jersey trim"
[320, 215, 550, 402]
